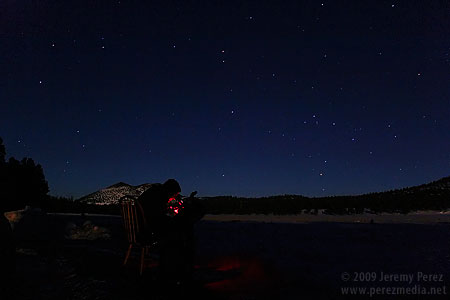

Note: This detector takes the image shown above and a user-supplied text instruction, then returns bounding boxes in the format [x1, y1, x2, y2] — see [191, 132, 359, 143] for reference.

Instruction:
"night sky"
[1, 1, 449, 198]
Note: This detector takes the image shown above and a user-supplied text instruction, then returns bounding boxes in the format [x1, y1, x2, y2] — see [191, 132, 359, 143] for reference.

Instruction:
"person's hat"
[163, 179, 181, 194]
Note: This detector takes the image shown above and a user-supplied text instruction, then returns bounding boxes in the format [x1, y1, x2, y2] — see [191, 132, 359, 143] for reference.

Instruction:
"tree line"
[0, 138, 49, 212]
[199, 188, 450, 215]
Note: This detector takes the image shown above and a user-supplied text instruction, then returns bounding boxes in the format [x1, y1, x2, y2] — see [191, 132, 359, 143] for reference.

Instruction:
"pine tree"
[0, 137, 49, 211]
[0, 137, 5, 163]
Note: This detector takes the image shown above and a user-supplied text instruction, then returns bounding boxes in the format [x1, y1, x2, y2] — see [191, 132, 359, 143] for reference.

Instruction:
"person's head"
[163, 179, 181, 198]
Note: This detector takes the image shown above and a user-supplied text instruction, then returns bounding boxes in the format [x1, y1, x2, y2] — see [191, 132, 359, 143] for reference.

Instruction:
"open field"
[4, 211, 450, 299]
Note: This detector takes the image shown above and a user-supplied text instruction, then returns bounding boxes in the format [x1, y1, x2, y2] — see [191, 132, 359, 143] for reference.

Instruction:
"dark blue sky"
[1, 1, 449, 198]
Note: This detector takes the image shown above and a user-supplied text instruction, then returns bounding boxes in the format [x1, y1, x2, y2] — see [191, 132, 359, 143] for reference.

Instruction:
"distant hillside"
[396, 176, 450, 194]
[316, 176, 450, 214]
[76, 176, 450, 214]
[78, 182, 153, 205]
[201, 176, 450, 214]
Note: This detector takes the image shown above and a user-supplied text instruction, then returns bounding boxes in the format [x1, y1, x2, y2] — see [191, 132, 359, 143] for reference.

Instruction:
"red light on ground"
[203, 255, 278, 296]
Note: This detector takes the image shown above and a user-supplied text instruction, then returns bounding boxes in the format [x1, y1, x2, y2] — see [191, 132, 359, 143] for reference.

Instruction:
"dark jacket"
[136, 183, 171, 238]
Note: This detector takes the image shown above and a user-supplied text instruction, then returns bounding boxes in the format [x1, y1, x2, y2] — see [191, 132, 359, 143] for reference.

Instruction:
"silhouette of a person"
[136, 179, 181, 240]
[136, 179, 204, 284]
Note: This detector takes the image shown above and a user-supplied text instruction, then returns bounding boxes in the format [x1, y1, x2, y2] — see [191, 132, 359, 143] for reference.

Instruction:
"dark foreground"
[4, 212, 450, 299]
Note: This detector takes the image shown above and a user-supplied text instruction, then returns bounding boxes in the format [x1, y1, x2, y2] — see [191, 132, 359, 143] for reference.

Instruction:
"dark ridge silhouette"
[407, 176, 450, 191]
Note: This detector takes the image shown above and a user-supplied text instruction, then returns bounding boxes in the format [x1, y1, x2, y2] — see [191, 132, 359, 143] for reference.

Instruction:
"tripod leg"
[123, 244, 132, 266]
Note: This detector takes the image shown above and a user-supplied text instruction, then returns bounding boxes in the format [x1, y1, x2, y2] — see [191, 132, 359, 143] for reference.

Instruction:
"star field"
[1, 1, 449, 198]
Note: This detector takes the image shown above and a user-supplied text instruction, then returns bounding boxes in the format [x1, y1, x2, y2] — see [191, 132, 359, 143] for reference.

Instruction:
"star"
[2, 0, 446, 200]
